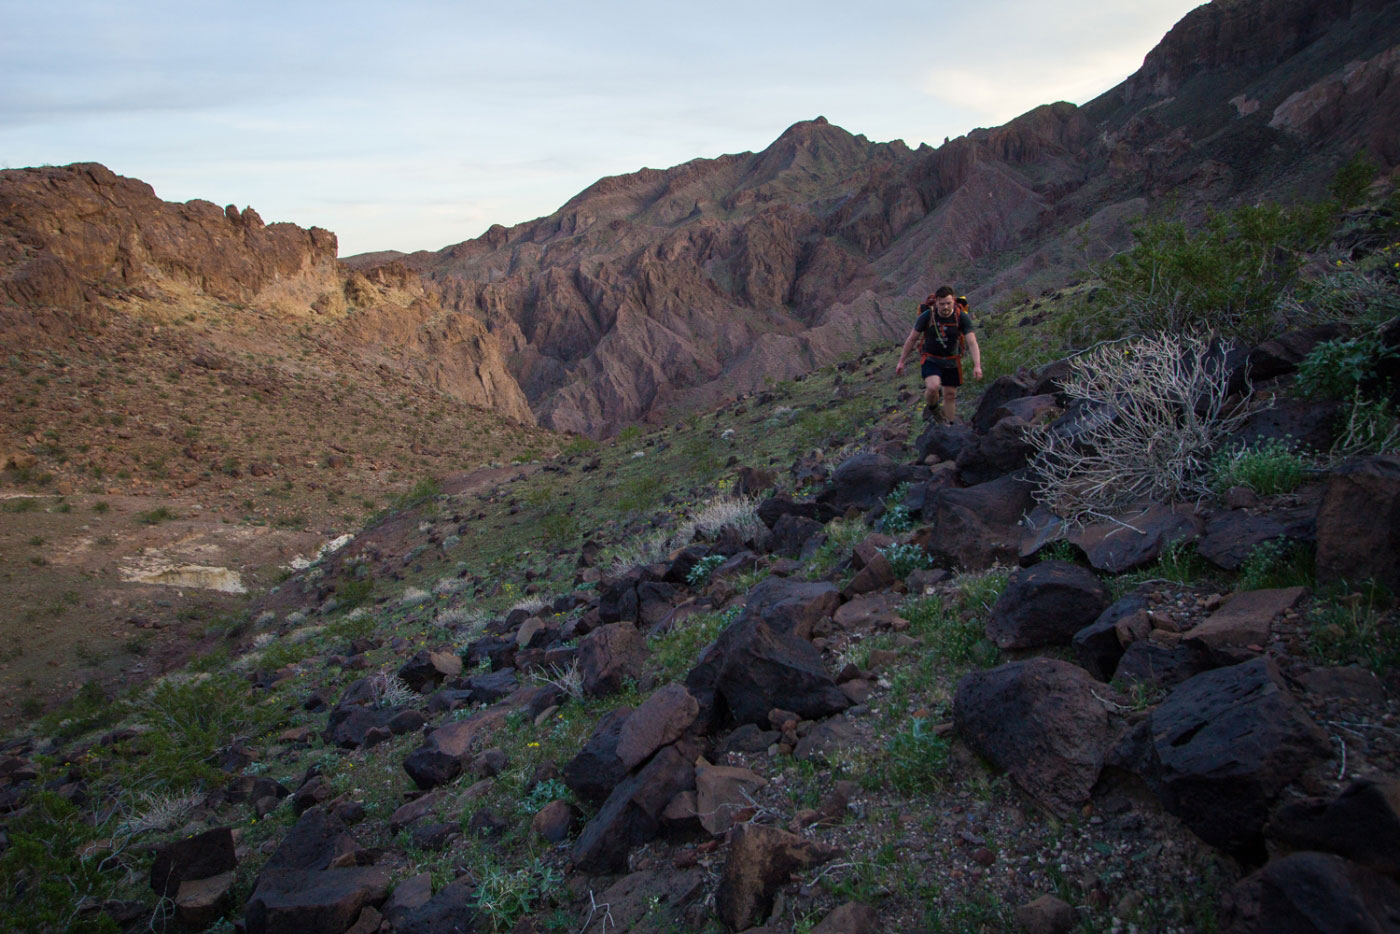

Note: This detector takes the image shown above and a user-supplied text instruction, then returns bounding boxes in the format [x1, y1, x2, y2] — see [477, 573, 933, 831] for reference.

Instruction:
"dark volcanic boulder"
[1315, 454, 1400, 591]
[985, 561, 1110, 650]
[921, 472, 1037, 570]
[1221, 851, 1400, 934]
[1197, 496, 1319, 571]
[1021, 503, 1204, 574]
[968, 373, 1036, 433]
[953, 658, 1114, 817]
[1113, 657, 1330, 859]
[261, 809, 365, 875]
[715, 824, 840, 931]
[770, 514, 826, 558]
[572, 745, 696, 874]
[562, 708, 633, 805]
[687, 617, 850, 727]
[1234, 399, 1344, 453]
[1071, 589, 1152, 681]
[1266, 778, 1400, 878]
[245, 867, 391, 934]
[150, 827, 237, 896]
[1113, 640, 1216, 691]
[955, 416, 1036, 485]
[756, 494, 838, 529]
[914, 421, 978, 465]
[577, 623, 648, 696]
[815, 452, 923, 513]
[402, 707, 509, 790]
[737, 577, 841, 640]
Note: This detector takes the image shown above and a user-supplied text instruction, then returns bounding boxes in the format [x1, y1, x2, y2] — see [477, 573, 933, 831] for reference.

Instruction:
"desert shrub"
[1330, 150, 1379, 208]
[1027, 333, 1250, 525]
[881, 718, 951, 794]
[880, 543, 931, 578]
[1296, 332, 1398, 401]
[1075, 201, 1333, 343]
[686, 554, 726, 587]
[394, 477, 441, 509]
[1307, 588, 1400, 673]
[1210, 438, 1308, 496]
[878, 482, 914, 533]
[1237, 538, 1315, 591]
[1331, 394, 1400, 458]
[136, 505, 177, 524]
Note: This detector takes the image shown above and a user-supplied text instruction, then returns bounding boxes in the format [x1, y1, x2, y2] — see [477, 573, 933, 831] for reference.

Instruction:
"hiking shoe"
[922, 404, 942, 423]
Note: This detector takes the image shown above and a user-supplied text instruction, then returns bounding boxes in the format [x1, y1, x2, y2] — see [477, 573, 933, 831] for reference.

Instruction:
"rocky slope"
[372, 0, 1400, 437]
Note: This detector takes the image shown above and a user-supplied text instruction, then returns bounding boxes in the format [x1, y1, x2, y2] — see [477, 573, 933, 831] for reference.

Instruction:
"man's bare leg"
[923, 375, 944, 420]
[942, 386, 958, 423]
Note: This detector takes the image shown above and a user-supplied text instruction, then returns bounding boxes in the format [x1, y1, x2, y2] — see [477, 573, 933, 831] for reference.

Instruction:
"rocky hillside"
[369, 0, 1400, 437]
[2, 249, 1396, 931]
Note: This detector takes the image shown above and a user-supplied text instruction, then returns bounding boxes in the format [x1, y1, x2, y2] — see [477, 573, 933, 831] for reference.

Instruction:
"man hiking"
[895, 285, 983, 423]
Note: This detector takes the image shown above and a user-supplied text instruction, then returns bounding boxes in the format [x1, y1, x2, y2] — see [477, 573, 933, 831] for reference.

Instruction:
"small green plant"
[336, 576, 374, 609]
[136, 506, 177, 525]
[1236, 538, 1315, 591]
[880, 542, 931, 578]
[394, 477, 442, 509]
[1296, 333, 1398, 401]
[882, 718, 951, 794]
[616, 424, 643, 445]
[1, 497, 40, 513]
[685, 554, 726, 587]
[473, 858, 565, 931]
[1330, 150, 1379, 208]
[1211, 437, 1308, 496]
[1307, 587, 1399, 673]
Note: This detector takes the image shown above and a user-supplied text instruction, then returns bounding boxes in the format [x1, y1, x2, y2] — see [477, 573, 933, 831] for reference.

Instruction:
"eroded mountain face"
[0, 163, 535, 425]
[354, 0, 1397, 437]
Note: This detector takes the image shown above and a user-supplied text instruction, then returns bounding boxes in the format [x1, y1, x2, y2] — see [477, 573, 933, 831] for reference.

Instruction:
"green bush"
[1330, 151, 1379, 208]
[1078, 201, 1333, 343]
[1296, 333, 1398, 401]
[1236, 538, 1315, 591]
[1307, 588, 1400, 673]
[394, 477, 442, 509]
[685, 554, 726, 587]
[882, 718, 951, 795]
[1211, 438, 1308, 496]
[136, 506, 177, 525]
[880, 543, 931, 578]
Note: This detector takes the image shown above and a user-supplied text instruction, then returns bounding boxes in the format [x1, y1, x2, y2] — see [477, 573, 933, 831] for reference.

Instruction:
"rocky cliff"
[376, 0, 1398, 437]
[0, 163, 534, 424]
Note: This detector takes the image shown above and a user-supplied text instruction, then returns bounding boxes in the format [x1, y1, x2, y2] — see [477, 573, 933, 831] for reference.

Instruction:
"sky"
[1, 1, 1204, 257]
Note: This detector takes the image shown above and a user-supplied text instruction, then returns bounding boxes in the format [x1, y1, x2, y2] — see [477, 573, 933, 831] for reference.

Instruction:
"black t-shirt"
[914, 309, 973, 357]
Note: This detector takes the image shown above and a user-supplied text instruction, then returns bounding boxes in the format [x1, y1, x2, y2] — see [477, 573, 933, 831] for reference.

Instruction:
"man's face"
[934, 296, 956, 315]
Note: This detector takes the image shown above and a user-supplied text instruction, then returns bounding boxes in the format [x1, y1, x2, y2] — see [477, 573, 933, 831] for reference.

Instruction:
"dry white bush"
[401, 587, 432, 607]
[688, 494, 762, 541]
[120, 790, 205, 835]
[510, 595, 548, 614]
[287, 624, 326, 645]
[369, 672, 417, 709]
[531, 658, 585, 702]
[432, 576, 470, 597]
[608, 530, 673, 575]
[253, 610, 277, 627]
[438, 605, 487, 630]
[1026, 332, 1250, 526]
[251, 632, 277, 650]
[345, 606, 371, 622]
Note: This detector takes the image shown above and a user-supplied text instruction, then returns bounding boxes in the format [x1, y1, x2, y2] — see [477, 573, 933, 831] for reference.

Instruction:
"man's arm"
[964, 332, 983, 379]
[895, 329, 921, 375]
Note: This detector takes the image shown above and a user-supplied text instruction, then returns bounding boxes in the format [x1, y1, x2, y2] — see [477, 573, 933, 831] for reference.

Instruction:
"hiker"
[895, 285, 983, 423]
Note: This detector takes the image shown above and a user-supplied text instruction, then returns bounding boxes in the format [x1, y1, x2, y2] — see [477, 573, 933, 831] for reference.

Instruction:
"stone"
[686, 615, 850, 727]
[914, 421, 979, 466]
[1113, 640, 1216, 691]
[150, 826, 237, 896]
[531, 799, 579, 843]
[770, 514, 826, 558]
[793, 717, 858, 763]
[1315, 454, 1400, 591]
[1235, 399, 1345, 453]
[738, 577, 840, 640]
[833, 593, 902, 630]
[174, 871, 236, 928]
[954, 658, 1114, 817]
[587, 868, 707, 933]
[986, 561, 1110, 650]
[380, 871, 432, 924]
[562, 707, 634, 804]
[389, 791, 444, 834]
[1221, 851, 1400, 933]
[261, 809, 366, 875]
[921, 472, 1037, 570]
[695, 763, 768, 835]
[1182, 586, 1306, 664]
[390, 874, 478, 934]
[756, 494, 838, 530]
[715, 824, 839, 931]
[396, 649, 462, 692]
[617, 685, 700, 771]
[402, 707, 510, 790]
[969, 373, 1036, 433]
[1266, 778, 1400, 878]
[1022, 503, 1205, 574]
[1014, 894, 1077, 934]
[576, 623, 648, 696]
[955, 415, 1036, 484]
[1197, 497, 1319, 571]
[244, 867, 391, 934]
[1113, 657, 1330, 859]
[816, 452, 922, 513]
[734, 466, 778, 498]
[572, 745, 696, 874]
[810, 901, 881, 934]
[1071, 589, 1152, 681]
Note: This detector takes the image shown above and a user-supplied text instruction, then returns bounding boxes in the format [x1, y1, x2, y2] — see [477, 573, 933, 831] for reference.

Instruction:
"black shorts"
[920, 357, 962, 387]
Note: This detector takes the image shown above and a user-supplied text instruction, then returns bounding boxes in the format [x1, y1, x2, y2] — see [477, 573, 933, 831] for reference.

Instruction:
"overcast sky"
[1, 1, 1203, 257]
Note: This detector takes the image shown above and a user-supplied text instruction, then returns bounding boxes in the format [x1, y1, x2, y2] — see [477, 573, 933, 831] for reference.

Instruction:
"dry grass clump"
[1026, 333, 1250, 526]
